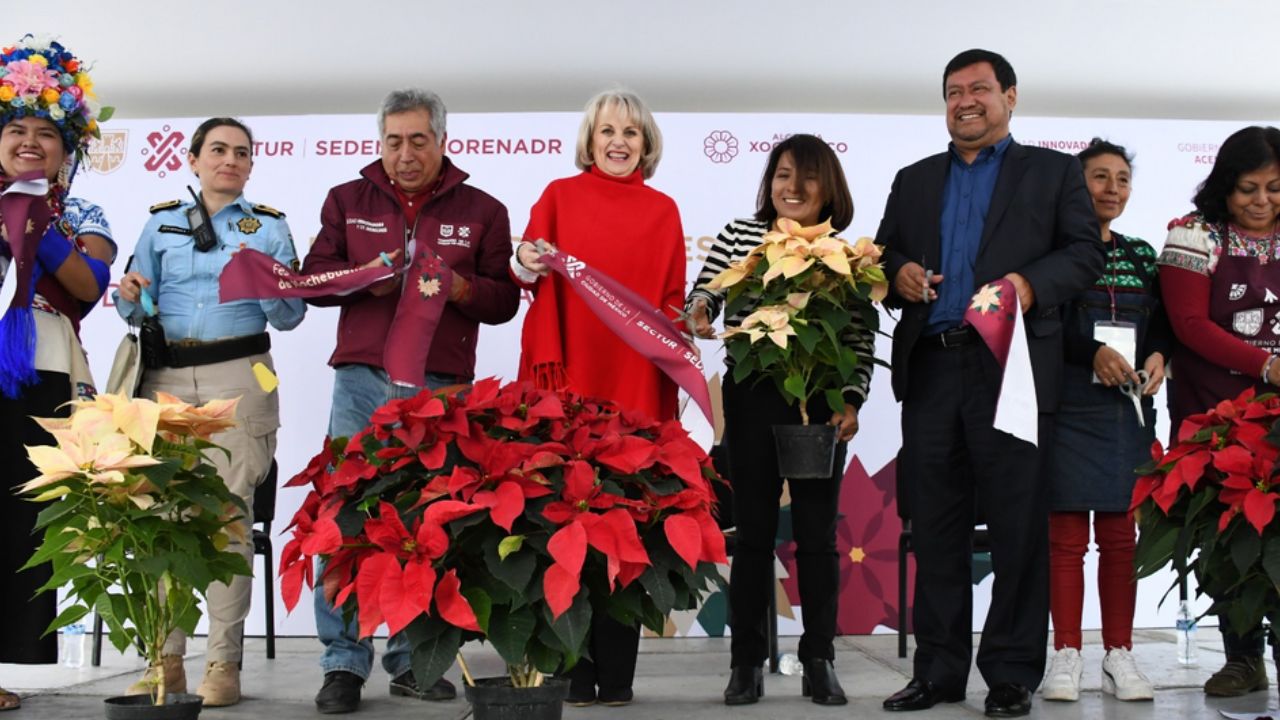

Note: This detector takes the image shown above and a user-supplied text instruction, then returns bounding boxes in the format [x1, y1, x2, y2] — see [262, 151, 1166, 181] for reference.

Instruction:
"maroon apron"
[1169, 241, 1279, 433]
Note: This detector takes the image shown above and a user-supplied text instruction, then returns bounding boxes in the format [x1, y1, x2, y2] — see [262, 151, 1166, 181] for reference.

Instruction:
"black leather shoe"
[801, 659, 847, 706]
[389, 671, 456, 701]
[597, 686, 634, 706]
[984, 682, 1032, 718]
[315, 671, 364, 714]
[723, 666, 763, 705]
[883, 678, 965, 711]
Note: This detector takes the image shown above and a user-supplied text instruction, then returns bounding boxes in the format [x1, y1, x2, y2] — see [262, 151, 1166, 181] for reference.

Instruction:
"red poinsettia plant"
[279, 379, 726, 689]
[1131, 388, 1280, 636]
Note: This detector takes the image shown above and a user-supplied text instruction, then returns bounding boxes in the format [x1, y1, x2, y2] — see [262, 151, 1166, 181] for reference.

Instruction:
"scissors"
[1118, 369, 1151, 427]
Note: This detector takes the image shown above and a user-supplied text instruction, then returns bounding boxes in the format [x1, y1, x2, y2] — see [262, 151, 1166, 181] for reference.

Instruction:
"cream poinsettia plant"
[708, 218, 887, 424]
[20, 392, 249, 706]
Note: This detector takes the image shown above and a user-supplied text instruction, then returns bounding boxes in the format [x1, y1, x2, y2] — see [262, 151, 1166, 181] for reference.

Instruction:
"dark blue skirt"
[1047, 372, 1157, 513]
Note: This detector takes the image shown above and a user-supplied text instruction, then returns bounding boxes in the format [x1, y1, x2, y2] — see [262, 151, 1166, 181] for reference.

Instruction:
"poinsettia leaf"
[1231, 525, 1263, 574]
[498, 534, 525, 561]
[637, 566, 677, 615]
[663, 514, 702, 569]
[596, 436, 658, 474]
[381, 564, 421, 637]
[486, 603, 537, 665]
[436, 569, 481, 631]
[545, 590, 591, 655]
[488, 481, 525, 532]
[548, 521, 588, 575]
[354, 552, 397, 639]
[409, 623, 461, 693]
[484, 539, 537, 594]
[1262, 537, 1280, 590]
[1243, 491, 1278, 537]
[461, 586, 492, 633]
[543, 562, 581, 618]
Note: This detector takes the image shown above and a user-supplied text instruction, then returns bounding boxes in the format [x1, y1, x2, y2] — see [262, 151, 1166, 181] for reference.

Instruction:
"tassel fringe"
[0, 306, 38, 398]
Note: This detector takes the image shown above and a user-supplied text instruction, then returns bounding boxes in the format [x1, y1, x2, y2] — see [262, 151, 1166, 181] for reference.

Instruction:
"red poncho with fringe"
[517, 166, 685, 421]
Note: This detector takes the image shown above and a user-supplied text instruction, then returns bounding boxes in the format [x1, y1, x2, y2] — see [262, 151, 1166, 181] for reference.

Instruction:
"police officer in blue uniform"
[114, 117, 305, 707]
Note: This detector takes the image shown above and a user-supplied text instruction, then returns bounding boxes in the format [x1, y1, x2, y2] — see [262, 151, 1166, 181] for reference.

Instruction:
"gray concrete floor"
[4, 629, 1279, 718]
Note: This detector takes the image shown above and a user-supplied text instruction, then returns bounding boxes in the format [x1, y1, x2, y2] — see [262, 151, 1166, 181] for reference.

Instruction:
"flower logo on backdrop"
[85, 130, 128, 174]
[703, 131, 739, 164]
[141, 125, 186, 178]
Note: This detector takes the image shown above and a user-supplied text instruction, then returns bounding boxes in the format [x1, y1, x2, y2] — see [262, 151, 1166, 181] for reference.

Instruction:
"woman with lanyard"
[1040, 139, 1168, 704]
[0, 35, 114, 713]
[511, 88, 686, 708]
[686, 134, 873, 707]
[114, 117, 305, 707]
[1158, 125, 1280, 697]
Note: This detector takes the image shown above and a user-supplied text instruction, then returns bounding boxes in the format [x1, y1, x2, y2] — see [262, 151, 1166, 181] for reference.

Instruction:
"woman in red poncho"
[511, 89, 686, 707]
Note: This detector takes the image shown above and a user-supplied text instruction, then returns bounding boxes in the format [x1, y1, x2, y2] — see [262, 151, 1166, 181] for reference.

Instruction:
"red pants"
[1049, 511, 1136, 650]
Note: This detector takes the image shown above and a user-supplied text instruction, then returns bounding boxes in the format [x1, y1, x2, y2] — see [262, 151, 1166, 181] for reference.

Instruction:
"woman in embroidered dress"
[1157, 125, 1280, 697]
[685, 134, 874, 707]
[510, 89, 685, 707]
[1041, 139, 1168, 703]
[0, 36, 115, 712]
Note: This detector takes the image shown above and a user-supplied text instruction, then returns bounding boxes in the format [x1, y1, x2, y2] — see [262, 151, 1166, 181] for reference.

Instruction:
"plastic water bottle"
[61, 623, 85, 668]
[778, 653, 803, 676]
[1176, 601, 1198, 666]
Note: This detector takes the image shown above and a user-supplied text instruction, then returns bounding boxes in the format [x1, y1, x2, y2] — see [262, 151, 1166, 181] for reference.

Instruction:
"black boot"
[801, 659, 847, 706]
[723, 666, 763, 705]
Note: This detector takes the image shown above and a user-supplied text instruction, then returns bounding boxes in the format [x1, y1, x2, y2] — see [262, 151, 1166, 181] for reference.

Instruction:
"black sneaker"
[315, 671, 364, 714]
[389, 671, 457, 701]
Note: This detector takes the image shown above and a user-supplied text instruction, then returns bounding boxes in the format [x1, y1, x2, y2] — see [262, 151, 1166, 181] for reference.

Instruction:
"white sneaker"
[1042, 647, 1083, 701]
[1101, 647, 1154, 701]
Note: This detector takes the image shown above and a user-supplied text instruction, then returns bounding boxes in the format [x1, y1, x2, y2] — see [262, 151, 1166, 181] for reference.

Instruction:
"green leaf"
[1232, 529, 1263, 576]
[32, 495, 84, 530]
[484, 541, 536, 594]
[486, 604, 538, 666]
[782, 374, 807, 404]
[638, 567, 677, 615]
[45, 604, 90, 637]
[824, 389, 846, 415]
[545, 592, 591, 657]
[461, 586, 492, 633]
[410, 625, 461, 691]
[794, 322, 821, 354]
[525, 636, 562, 674]
[498, 535, 525, 561]
[1264, 537, 1280, 591]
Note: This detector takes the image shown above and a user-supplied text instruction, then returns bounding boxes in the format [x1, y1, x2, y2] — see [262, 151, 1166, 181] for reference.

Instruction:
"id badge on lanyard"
[1092, 321, 1137, 384]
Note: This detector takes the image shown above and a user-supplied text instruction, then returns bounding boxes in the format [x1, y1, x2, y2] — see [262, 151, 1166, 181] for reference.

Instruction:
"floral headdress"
[0, 35, 112, 163]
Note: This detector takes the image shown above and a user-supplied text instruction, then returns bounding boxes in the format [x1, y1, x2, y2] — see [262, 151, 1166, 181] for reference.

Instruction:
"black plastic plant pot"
[103, 693, 203, 720]
[464, 676, 569, 720]
[772, 423, 838, 479]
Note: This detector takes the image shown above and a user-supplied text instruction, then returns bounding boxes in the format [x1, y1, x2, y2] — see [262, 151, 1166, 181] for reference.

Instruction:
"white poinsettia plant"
[20, 392, 250, 706]
[707, 218, 887, 424]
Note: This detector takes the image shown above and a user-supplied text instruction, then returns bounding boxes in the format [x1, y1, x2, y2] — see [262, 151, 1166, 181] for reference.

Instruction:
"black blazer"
[876, 140, 1105, 411]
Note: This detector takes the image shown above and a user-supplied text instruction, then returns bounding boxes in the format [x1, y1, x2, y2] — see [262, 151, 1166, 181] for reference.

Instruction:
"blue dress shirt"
[925, 135, 1013, 334]
[114, 195, 305, 340]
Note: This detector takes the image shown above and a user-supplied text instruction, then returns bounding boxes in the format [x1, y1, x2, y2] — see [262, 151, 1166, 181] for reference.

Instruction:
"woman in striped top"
[685, 134, 874, 707]
[1041, 139, 1168, 704]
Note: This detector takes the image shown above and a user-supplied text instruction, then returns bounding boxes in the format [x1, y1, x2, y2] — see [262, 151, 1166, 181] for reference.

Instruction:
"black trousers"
[567, 613, 641, 691]
[899, 342, 1052, 692]
[0, 371, 70, 664]
[723, 375, 845, 667]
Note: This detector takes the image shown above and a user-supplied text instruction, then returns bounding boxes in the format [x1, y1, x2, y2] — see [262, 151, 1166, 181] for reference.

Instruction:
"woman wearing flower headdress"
[0, 35, 115, 711]
[511, 88, 686, 707]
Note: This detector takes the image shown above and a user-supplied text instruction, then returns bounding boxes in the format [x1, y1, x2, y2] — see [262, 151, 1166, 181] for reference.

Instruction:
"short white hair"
[378, 88, 447, 139]
[574, 89, 662, 179]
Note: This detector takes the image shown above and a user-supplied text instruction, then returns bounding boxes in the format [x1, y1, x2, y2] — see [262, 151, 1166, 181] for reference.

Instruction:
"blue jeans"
[316, 364, 463, 679]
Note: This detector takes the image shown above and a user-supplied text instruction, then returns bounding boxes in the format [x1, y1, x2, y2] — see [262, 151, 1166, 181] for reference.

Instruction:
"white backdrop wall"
[64, 111, 1273, 638]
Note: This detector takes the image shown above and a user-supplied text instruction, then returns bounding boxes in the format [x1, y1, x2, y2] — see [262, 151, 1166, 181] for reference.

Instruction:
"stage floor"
[4, 630, 1276, 718]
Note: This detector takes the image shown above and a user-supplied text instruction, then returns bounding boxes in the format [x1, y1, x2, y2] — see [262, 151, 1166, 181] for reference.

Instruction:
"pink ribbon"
[538, 249, 713, 426]
[219, 248, 394, 302]
[382, 245, 452, 387]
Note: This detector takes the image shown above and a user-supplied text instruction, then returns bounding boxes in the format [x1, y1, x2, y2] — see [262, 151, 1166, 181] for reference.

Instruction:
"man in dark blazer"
[877, 49, 1104, 718]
